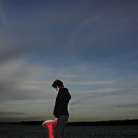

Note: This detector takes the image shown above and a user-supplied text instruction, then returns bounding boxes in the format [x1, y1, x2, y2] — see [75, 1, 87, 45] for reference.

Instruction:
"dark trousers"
[54, 115, 69, 138]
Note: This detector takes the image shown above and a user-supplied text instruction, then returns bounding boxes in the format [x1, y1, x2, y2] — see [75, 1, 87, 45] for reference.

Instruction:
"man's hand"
[53, 117, 58, 122]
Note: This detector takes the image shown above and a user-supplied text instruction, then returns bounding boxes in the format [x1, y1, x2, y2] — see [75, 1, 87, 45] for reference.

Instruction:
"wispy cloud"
[110, 103, 138, 109]
[70, 87, 138, 106]
[67, 80, 114, 86]
[81, 15, 100, 26]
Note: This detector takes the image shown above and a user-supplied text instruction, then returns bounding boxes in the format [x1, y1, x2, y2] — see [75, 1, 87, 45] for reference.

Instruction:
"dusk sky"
[0, 0, 138, 122]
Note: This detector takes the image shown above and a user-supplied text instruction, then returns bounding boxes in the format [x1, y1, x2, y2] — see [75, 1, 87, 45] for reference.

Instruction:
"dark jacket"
[53, 88, 71, 118]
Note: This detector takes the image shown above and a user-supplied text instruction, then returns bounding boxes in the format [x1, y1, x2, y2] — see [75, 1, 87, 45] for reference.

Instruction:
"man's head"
[52, 80, 64, 91]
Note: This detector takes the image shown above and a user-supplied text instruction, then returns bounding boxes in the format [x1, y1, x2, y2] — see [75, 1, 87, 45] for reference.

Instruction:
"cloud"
[79, 15, 100, 26]
[0, 46, 29, 65]
[0, 116, 47, 122]
[110, 103, 138, 109]
[64, 0, 138, 57]
[0, 112, 24, 116]
[0, 60, 58, 107]
[67, 80, 114, 86]
[1, 0, 138, 66]
[70, 87, 138, 106]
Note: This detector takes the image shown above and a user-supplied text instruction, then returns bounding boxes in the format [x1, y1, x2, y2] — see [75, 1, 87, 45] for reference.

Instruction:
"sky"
[0, 0, 138, 122]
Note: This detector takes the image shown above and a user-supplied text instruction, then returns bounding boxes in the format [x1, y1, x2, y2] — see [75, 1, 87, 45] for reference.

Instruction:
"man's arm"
[53, 90, 66, 119]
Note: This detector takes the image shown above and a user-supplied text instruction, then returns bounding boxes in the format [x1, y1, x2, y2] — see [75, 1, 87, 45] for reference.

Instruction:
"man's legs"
[54, 115, 68, 138]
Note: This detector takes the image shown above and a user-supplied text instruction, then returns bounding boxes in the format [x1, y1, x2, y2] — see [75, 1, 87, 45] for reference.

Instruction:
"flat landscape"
[0, 125, 138, 138]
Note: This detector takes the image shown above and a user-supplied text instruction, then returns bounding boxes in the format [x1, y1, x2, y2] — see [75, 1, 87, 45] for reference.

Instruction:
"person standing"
[52, 80, 71, 138]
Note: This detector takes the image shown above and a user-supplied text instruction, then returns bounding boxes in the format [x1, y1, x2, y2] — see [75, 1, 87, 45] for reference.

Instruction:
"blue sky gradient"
[0, 0, 138, 122]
